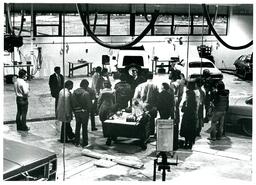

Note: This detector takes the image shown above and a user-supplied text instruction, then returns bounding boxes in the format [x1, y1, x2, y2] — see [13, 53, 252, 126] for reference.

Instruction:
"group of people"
[180, 70, 229, 149]
[14, 61, 229, 150]
[49, 66, 99, 147]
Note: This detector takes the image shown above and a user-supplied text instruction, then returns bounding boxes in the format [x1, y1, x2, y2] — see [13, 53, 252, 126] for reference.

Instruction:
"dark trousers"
[90, 102, 96, 129]
[74, 111, 89, 146]
[54, 96, 59, 118]
[60, 122, 75, 142]
[149, 107, 157, 135]
[16, 97, 29, 131]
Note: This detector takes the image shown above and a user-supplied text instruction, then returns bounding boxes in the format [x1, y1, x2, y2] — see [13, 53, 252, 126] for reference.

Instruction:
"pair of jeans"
[16, 97, 29, 131]
[210, 111, 226, 139]
[74, 111, 89, 146]
[60, 122, 75, 142]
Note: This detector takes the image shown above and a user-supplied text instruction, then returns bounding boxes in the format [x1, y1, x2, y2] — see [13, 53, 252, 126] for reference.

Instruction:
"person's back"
[212, 89, 229, 112]
[114, 74, 132, 109]
[72, 87, 91, 112]
[98, 82, 116, 122]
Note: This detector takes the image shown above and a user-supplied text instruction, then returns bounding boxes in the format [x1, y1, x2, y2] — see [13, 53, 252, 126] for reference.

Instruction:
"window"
[64, 13, 84, 36]
[135, 14, 151, 36]
[4, 13, 31, 37]
[211, 15, 228, 35]
[153, 15, 173, 35]
[193, 15, 209, 35]
[88, 14, 109, 35]
[123, 56, 144, 66]
[173, 15, 191, 35]
[35, 13, 61, 36]
[110, 14, 130, 35]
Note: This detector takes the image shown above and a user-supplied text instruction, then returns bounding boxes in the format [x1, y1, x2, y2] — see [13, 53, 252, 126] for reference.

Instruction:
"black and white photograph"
[1, 0, 254, 184]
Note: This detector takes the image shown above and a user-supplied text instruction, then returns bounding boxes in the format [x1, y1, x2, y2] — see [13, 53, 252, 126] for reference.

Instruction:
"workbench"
[68, 60, 92, 77]
[103, 112, 151, 149]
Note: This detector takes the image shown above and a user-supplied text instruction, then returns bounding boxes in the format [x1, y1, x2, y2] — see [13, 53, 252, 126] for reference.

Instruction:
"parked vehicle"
[110, 46, 153, 80]
[234, 53, 253, 80]
[225, 96, 252, 136]
[175, 57, 223, 80]
[3, 139, 57, 181]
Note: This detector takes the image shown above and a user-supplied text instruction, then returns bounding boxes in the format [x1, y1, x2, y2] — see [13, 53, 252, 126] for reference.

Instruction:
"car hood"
[228, 96, 252, 116]
[187, 67, 221, 75]
[3, 139, 56, 180]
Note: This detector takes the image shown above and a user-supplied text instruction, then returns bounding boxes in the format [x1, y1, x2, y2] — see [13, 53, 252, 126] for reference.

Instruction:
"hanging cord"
[93, 13, 98, 33]
[202, 4, 253, 50]
[144, 4, 151, 22]
[62, 12, 67, 181]
[200, 14, 205, 76]
[186, 4, 191, 79]
[76, 3, 159, 49]
[212, 5, 218, 26]
[17, 10, 25, 36]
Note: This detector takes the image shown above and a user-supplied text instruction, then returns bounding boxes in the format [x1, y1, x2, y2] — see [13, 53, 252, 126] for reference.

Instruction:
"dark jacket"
[212, 89, 229, 112]
[49, 73, 64, 98]
[114, 81, 132, 109]
[71, 88, 91, 112]
[157, 89, 175, 119]
[97, 88, 116, 122]
[180, 90, 198, 139]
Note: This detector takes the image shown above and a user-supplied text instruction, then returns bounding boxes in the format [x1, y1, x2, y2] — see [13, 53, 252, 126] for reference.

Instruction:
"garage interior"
[2, 2, 254, 183]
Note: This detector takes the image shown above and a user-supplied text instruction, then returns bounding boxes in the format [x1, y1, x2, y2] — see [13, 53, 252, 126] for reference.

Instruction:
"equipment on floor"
[153, 119, 178, 181]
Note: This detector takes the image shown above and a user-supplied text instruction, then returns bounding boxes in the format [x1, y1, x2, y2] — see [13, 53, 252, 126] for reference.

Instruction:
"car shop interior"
[2, 1, 254, 183]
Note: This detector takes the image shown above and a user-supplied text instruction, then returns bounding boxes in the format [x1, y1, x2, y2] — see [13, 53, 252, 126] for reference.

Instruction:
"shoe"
[91, 128, 98, 131]
[82, 143, 89, 148]
[74, 143, 80, 147]
[207, 137, 216, 141]
[18, 127, 30, 131]
[58, 139, 64, 143]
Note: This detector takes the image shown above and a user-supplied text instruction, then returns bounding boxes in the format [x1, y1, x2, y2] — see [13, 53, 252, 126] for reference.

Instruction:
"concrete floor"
[2, 73, 254, 183]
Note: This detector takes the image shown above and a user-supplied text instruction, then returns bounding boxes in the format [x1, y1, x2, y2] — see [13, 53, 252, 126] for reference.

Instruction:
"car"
[110, 45, 153, 80]
[3, 139, 57, 181]
[175, 57, 223, 81]
[224, 96, 252, 136]
[234, 53, 253, 80]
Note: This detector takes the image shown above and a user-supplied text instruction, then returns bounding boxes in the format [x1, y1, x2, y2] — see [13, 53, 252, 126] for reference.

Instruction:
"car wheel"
[125, 64, 142, 76]
[241, 120, 252, 137]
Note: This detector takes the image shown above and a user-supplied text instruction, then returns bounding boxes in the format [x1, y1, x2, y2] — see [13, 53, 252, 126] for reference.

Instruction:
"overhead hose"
[6, 4, 25, 36]
[202, 4, 253, 50]
[76, 3, 159, 49]
[17, 10, 25, 37]
[6, 4, 14, 34]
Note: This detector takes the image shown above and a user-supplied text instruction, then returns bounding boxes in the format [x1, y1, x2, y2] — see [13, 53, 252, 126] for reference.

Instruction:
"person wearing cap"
[14, 69, 30, 131]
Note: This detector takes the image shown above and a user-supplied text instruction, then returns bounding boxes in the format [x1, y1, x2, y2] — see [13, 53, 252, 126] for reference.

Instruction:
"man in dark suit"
[49, 66, 64, 117]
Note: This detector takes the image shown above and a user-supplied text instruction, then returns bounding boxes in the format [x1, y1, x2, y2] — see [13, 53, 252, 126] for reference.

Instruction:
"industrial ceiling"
[4, 3, 253, 15]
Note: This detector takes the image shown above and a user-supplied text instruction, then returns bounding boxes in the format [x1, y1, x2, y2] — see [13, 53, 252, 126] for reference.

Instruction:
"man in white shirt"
[14, 69, 30, 131]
